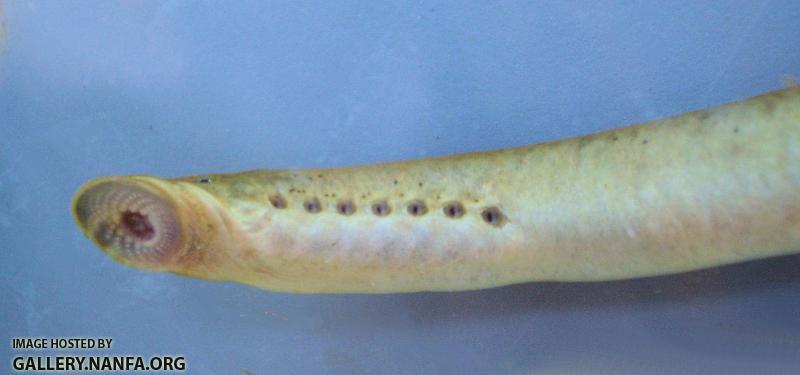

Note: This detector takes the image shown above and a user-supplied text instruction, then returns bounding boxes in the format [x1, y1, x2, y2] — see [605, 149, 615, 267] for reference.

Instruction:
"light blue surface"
[2, 1, 800, 373]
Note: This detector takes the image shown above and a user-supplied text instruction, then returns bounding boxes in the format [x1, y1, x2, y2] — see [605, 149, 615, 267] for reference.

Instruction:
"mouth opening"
[121, 211, 156, 241]
[72, 178, 183, 269]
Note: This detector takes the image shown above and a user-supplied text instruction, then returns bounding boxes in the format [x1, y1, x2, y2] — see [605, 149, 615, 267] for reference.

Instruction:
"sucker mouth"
[72, 177, 183, 270]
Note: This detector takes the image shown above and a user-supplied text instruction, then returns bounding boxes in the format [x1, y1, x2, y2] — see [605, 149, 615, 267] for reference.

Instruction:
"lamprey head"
[71, 176, 222, 274]
[72, 177, 184, 270]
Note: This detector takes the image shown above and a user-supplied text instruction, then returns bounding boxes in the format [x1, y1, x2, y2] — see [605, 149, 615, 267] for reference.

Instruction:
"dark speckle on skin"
[577, 133, 601, 150]
[733, 127, 740, 133]
[642, 139, 649, 145]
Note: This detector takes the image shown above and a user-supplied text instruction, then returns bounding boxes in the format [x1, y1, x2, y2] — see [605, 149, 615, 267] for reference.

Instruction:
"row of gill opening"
[267, 194, 505, 226]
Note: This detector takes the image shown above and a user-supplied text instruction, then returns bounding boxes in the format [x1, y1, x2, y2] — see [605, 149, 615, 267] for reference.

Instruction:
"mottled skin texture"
[73, 88, 800, 293]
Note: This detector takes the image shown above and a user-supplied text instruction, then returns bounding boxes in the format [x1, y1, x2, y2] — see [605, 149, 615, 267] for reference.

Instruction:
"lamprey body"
[72, 88, 800, 293]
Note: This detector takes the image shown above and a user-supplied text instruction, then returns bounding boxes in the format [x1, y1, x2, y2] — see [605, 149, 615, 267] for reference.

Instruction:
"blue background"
[2, 1, 800, 373]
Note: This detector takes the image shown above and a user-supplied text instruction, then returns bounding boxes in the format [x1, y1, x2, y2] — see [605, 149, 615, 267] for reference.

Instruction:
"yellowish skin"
[72, 88, 800, 293]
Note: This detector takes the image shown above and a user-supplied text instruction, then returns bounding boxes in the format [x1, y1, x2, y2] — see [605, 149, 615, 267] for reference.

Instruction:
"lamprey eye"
[72, 179, 182, 268]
